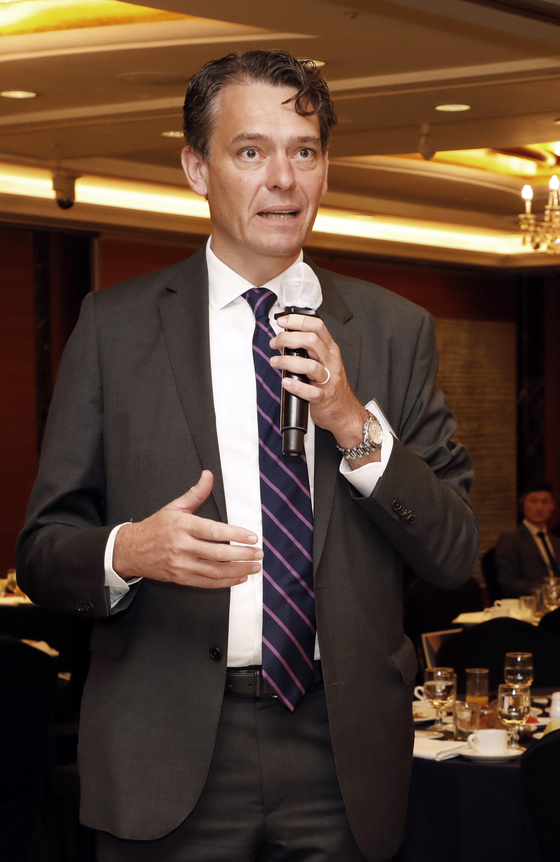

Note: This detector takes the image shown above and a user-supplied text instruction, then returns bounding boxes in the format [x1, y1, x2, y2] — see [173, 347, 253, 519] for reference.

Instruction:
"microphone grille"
[279, 262, 322, 310]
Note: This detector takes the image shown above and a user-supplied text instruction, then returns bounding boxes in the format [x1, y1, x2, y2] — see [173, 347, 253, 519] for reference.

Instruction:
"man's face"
[182, 82, 329, 284]
[523, 491, 555, 528]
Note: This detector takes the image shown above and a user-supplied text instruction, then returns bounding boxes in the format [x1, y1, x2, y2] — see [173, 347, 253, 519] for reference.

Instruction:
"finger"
[186, 559, 262, 582]
[271, 355, 330, 385]
[281, 376, 324, 404]
[171, 470, 215, 515]
[183, 514, 260, 547]
[183, 533, 264, 563]
[276, 314, 326, 335]
[271, 330, 332, 361]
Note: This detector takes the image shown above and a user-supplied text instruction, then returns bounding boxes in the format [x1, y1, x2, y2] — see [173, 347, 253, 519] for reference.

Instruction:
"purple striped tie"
[243, 288, 315, 711]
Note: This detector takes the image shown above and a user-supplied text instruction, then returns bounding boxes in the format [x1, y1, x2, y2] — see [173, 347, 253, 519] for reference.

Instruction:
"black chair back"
[520, 729, 560, 862]
[481, 546, 504, 603]
[435, 616, 560, 693]
[0, 636, 57, 862]
[538, 606, 560, 637]
[404, 577, 483, 643]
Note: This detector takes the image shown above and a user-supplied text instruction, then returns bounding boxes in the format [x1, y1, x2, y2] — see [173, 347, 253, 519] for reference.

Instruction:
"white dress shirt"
[105, 239, 394, 664]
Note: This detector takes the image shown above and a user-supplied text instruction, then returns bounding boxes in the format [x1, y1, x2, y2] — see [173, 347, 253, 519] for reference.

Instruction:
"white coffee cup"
[414, 685, 425, 701]
[467, 729, 508, 755]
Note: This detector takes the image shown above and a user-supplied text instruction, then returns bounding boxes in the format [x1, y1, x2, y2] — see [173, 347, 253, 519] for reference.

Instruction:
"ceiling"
[2, 0, 560, 265]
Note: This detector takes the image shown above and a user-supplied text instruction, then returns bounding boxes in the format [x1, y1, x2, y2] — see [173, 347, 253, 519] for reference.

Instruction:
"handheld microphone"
[275, 264, 323, 457]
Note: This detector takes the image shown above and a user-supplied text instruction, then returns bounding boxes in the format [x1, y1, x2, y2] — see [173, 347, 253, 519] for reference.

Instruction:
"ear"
[181, 147, 209, 198]
[321, 150, 329, 198]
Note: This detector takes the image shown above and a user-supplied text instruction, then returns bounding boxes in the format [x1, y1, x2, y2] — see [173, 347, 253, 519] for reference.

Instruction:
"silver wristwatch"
[336, 410, 383, 460]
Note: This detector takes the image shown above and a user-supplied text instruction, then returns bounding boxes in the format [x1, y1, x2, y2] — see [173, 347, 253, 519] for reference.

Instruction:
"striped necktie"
[243, 287, 316, 711]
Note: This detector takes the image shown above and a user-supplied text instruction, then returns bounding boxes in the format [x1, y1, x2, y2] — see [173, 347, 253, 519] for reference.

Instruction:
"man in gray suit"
[496, 481, 559, 597]
[16, 51, 478, 862]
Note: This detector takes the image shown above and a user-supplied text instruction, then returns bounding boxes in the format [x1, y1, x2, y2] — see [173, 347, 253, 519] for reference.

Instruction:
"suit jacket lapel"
[157, 252, 359, 560]
[307, 261, 359, 574]
[158, 250, 227, 523]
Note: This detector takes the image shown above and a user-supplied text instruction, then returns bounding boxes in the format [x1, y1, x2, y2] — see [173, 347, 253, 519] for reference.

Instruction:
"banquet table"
[394, 747, 543, 862]
[0, 598, 91, 672]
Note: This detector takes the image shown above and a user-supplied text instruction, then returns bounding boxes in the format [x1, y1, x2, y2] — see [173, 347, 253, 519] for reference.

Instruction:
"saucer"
[460, 748, 523, 763]
[412, 704, 437, 724]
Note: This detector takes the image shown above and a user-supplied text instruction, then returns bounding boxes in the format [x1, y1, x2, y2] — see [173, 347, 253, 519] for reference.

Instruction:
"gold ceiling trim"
[0, 0, 189, 36]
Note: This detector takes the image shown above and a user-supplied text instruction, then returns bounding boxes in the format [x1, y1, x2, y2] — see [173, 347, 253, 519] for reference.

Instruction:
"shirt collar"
[524, 519, 547, 537]
[205, 238, 304, 312]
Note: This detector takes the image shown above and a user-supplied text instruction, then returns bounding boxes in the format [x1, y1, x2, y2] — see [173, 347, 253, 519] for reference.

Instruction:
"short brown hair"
[183, 50, 337, 161]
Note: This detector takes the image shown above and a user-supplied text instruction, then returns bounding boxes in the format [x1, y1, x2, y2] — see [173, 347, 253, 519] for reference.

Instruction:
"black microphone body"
[274, 306, 320, 456]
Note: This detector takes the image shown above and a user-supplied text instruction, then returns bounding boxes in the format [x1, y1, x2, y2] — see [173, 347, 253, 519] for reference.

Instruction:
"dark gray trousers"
[96, 677, 368, 862]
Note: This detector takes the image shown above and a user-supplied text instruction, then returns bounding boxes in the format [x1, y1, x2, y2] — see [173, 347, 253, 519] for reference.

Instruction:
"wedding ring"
[317, 366, 331, 385]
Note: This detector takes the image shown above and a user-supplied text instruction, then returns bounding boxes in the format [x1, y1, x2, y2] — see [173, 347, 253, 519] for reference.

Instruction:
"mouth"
[258, 209, 299, 220]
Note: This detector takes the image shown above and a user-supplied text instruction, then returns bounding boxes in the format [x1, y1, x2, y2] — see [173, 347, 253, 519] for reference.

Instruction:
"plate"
[460, 748, 523, 763]
[412, 704, 437, 723]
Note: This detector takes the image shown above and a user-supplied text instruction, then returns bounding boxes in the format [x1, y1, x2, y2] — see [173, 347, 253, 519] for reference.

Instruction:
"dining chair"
[538, 606, 560, 637]
[480, 546, 504, 603]
[404, 576, 483, 661]
[520, 729, 560, 862]
[0, 635, 57, 862]
[435, 616, 560, 693]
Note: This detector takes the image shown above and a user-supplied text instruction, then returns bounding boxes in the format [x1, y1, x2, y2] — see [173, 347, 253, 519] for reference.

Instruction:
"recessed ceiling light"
[554, 118, 560, 125]
[161, 131, 183, 138]
[1, 90, 37, 99]
[435, 103, 471, 112]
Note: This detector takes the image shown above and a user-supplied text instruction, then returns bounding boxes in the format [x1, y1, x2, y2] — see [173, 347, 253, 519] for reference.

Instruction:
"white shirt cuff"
[104, 523, 141, 608]
[339, 400, 395, 498]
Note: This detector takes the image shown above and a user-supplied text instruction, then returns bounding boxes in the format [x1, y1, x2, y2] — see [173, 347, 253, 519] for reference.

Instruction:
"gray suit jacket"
[16, 249, 479, 862]
[496, 524, 560, 597]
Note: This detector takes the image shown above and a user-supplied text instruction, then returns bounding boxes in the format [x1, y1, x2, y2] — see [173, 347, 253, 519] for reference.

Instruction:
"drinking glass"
[5, 569, 17, 595]
[497, 683, 531, 748]
[454, 700, 480, 740]
[423, 667, 455, 731]
[542, 580, 560, 613]
[519, 595, 537, 619]
[504, 652, 533, 687]
[465, 668, 489, 709]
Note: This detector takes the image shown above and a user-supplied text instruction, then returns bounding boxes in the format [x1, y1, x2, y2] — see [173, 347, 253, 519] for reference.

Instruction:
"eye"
[298, 148, 313, 159]
[242, 148, 258, 159]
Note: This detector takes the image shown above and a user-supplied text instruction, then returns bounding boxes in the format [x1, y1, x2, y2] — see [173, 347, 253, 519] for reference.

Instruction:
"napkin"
[413, 737, 469, 761]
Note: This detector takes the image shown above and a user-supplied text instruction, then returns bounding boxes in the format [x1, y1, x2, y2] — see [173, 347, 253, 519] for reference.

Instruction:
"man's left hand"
[270, 315, 380, 466]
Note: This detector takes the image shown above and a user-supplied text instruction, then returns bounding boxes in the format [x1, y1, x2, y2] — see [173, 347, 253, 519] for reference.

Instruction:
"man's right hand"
[112, 470, 262, 589]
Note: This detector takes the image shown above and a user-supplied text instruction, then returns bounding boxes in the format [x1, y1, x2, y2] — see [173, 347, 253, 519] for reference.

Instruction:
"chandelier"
[519, 175, 560, 253]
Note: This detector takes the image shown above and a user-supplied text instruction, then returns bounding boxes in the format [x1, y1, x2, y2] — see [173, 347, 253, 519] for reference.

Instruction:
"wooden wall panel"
[434, 319, 517, 575]
[99, 237, 203, 289]
[544, 278, 560, 514]
[0, 227, 37, 575]
[307, 251, 517, 322]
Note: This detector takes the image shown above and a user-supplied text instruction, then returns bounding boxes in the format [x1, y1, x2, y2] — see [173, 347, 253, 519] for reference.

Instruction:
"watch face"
[367, 419, 383, 446]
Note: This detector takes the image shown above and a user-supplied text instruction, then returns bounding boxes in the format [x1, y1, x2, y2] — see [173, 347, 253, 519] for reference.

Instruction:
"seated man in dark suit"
[496, 481, 560, 597]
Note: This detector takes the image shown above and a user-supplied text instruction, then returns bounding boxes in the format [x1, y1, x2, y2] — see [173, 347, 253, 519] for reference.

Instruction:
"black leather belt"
[225, 662, 323, 698]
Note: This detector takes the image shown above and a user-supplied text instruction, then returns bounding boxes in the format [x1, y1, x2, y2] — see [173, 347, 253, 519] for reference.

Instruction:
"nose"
[266, 153, 296, 191]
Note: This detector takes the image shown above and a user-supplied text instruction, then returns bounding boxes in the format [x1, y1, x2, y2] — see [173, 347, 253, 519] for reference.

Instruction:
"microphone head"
[278, 262, 322, 311]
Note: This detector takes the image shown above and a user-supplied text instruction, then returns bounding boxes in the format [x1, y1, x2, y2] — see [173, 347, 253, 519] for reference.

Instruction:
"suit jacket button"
[392, 500, 402, 512]
[209, 647, 222, 661]
[76, 602, 94, 613]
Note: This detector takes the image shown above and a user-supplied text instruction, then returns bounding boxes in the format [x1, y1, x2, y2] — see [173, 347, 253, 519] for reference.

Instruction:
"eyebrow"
[230, 133, 321, 146]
